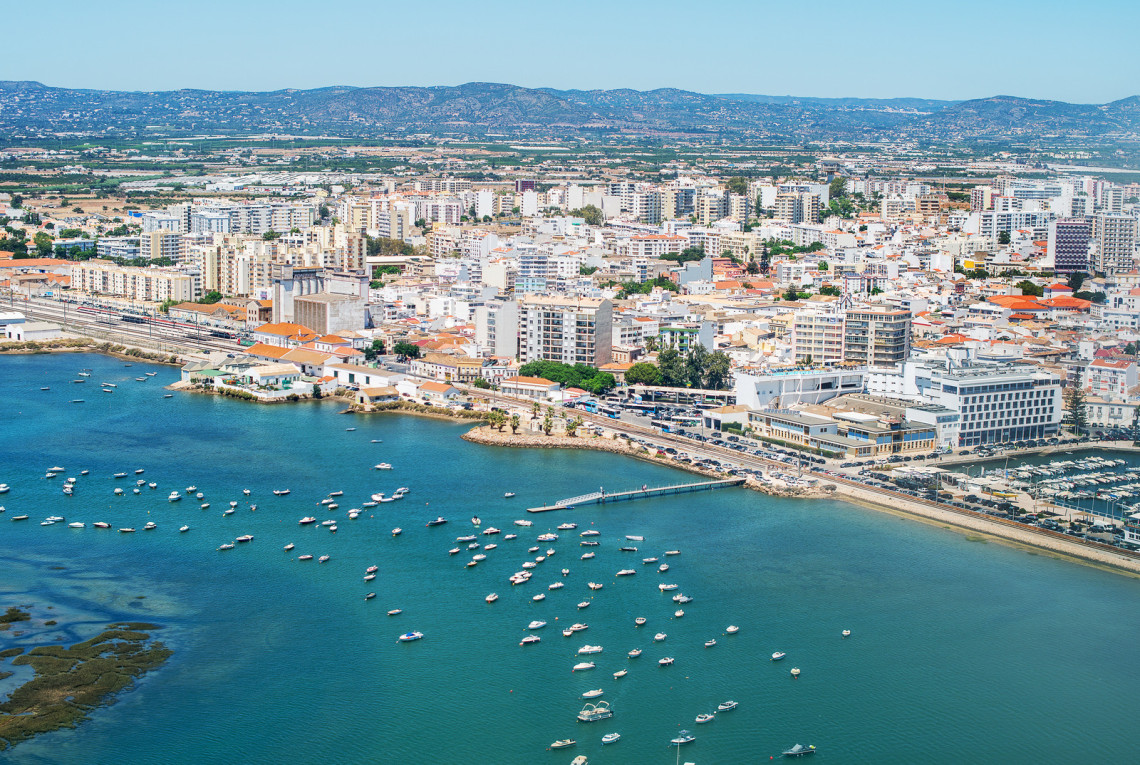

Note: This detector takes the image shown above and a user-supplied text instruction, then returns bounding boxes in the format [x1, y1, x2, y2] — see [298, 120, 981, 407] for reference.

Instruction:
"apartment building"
[922, 365, 1064, 447]
[843, 307, 911, 366]
[1047, 218, 1091, 274]
[1084, 358, 1138, 398]
[72, 260, 199, 303]
[519, 295, 612, 367]
[792, 311, 845, 364]
[1095, 213, 1137, 275]
[139, 231, 186, 264]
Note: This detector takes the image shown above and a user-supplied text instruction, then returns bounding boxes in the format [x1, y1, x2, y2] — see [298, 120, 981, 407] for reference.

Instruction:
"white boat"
[674, 609, 684, 618]
[527, 620, 547, 630]
[576, 700, 612, 722]
[229, 500, 239, 508]
[362, 501, 378, 508]
[625, 535, 644, 541]
[0, 484, 9, 494]
[673, 594, 692, 604]
[658, 583, 678, 591]
[180, 525, 190, 533]
[548, 582, 564, 590]
[842, 629, 852, 638]
[771, 651, 786, 661]
[581, 552, 595, 560]
[484, 543, 497, 550]
[298, 554, 313, 561]
[704, 639, 717, 647]
[550, 739, 576, 749]
[616, 569, 635, 576]
[93, 522, 111, 528]
[725, 625, 740, 634]
[587, 582, 603, 590]
[658, 657, 675, 666]
[243, 489, 251, 496]
[457, 535, 477, 542]
[557, 523, 577, 530]
[513, 519, 532, 527]
[601, 732, 620, 745]
[654, 633, 667, 642]
[580, 530, 600, 537]
[398, 632, 423, 642]
[717, 700, 738, 712]
[365, 593, 376, 600]
[642, 557, 658, 564]
[318, 555, 330, 563]
[223, 509, 234, 516]
[563, 628, 574, 637]
[217, 543, 234, 550]
[364, 574, 376, 581]
[561, 568, 569, 576]
[168, 491, 182, 502]
[658, 564, 669, 573]
[12, 515, 30, 521]
[669, 731, 695, 747]
[449, 547, 460, 555]
[134, 468, 144, 474]
[570, 623, 589, 632]
[144, 522, 157, 530]
[695, 713, 715, 724]
[628, 648, 642, 657]
[537, 532, 558, 542]
[503, 492, 516, 498]
[531, 593, 545, 602]
[284, 543, 295, 551]
[519, 635, 541, 645]
[235, 534, 253, 543]
[582, 689, 604, 699]
[40, 520, 55, 526]
[577, 601, 590, 609]
[391, 528, 402, 536]
[201, 503, 210, 509]
[613, 669, 627, 678]
[504, 533, 517, 540]
[572, 662, 595, 672]
[273, 489, 291, 496]
[664, 550, 681, 556]
[790, 667, 801, 678]
[634, 617, 646, 626]
[68, 522, 85, 528]
[148, 482, 157, 489]
[486, 593, 498, 603]
[482, 527, 501, 535]
[113, 488, 123, 495]
[577, 645, 603, 655]
[374, 463, 393, 470]
[388, 609, 403, 616]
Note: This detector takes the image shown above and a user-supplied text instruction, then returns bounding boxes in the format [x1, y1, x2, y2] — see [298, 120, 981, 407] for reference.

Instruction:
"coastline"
[0, 339, 183, 367]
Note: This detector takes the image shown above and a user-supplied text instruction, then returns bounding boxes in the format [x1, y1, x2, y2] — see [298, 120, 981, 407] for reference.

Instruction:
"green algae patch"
[0, 622, 172, 751]
[0, 608, 31, 624]
[0, 648, 23, 659]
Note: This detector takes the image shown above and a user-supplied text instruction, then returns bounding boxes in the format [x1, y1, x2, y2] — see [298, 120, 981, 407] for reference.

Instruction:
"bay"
[1, 353, 1139, 764]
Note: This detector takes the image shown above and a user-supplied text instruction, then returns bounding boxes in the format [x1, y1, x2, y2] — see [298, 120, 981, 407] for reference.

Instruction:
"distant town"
[3, 131, 1140, 563]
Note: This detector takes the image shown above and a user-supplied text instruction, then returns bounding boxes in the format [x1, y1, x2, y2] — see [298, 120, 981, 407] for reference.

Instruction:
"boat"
[628, 648, 642, 658]
[587, 582, 603, 590]
[284, 543, 295, 551]
[658, 564, 669, 572]
[577, 601, 590, 609]
[581, 552, 595, 560]
[485, 544, 497, 550]
[695, 713, 715, 724]
[504, 533, 517, 540]
[704, 639, 717, 648]
[580, 529, 600, 537]
[782, 744, 815, 757]
[391, 528, 402, 536]
[532, 593, 545, 601]
[374, 463, 393, 470]
[558, 523, 577, 530]
[40, 387, 49, 391]
[457, 535, 477, 542]
[576, 701, 611, 721]
[570, 623, 588, 632]
[398, 632, 423, 642]
[527, 620, 547, 630]
[318, 555, 331, 563]
[772, 652, 786, 661]
[573, 661, 596, 672]
[654, 633, 667, 642]
[236, 534, 253, 543]
[658, 657, 674, 666]
[561, 568, 569, 576]
[135, 377, 147, 382]
[548, 582, 564, 590]
[717, 700, 738, 712]
[674, 609, 684, 618]
[345, 427, 356, 432]
[619, 546, 637, 552]
[168, 491, 182, 502]
[223, 509, 235, 516]
[504, 492, 516, 498]
[582, 689, 604, 699]
[113, 472, 127, 479]
[365, 593, 376, 600]
[522, 562, 537, 569]
[41, 520, 55, 526]
[134, 468, 144, 474]
[148, 482, 156, 489]
[664, 550, 680, 556]
[577, 645, 603, 655]
[144, 522, 157, 530]
[426, 517, 448, 527]
[673, 594, 692, 604]
[12, 515, 29, 521]
[486, 593, 498, 603]
[613, 669, 627, 678]
[81, 470, 89, 476]
[642, 557, 658, 564]
[180, 525, 190, 533]
[601, 732, 620, 745]
[513, 519, 532, 527]
[520, 635, 541, 645]
[298, 555, 314, 561]
[790, 667, 801, 678]
[145, 372, 157, 377]
[725, 625, 740, 634]
[217, 543, 234, 550]
[616, 569, 635, 576]
[571, 757, 587, 765]
[634, 617, 646, 626]
[449, 548, 461, 555]
[563, 628, 574, 637]
[842, 629, 851, 638]
[482, 527, 500, 535]
[68, 522, 85, 528]
[550, 739, 576, 749]
[388, 609, 403, 616]
[93, 522, 110, 528]
[243, 489, 251, 496]
[670, 730, 694, 745]
[113, 488, 123, 495]
[364, 574, 376, 581]
[658, 583, 678, 591]
[201, 503, 210, 509]
[273, 489, 291, 496]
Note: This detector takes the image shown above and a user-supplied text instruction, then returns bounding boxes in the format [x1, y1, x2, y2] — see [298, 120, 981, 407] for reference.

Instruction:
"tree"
[33, 232, 53, 257]
[488, 410, 506, 431]
[704, 351, 732, 390]
[828, 177, 847, 200]
[1067, 271, 1087, 291]
[363, 338, 385, 361]
[472, 377, 491, 389]
[725, 176, 749, 196]
[784, 286, 802, 302]
[1065, 387, 1088, 436]
[819, 285, 842, 297]
[657, 346, 685, 387]
[10, 194, 22, 208]
[509, 414, 520, 434]
[745, 259, 759, 275]
[542, 409, 554, 436]
[570, 205, 603, 225]
[1015, 280, 1043, 297]
[625, 362, 662, 386]
[660, 246, 705, 264]
[684, 345, 709, 388]
[579, 265, 599, 276]
[201, 291, 223, 304]
[997, 230, 1011, 245]
[644, 336, 658, 353]
[392, 341, 420, 359]
[566, 415, 584, 437]
[532, 400, 541, 417]
[311, 384, 323, 399]
[1074, 290, 1107, 304]
[818, 261, 828, 271]
[262, 230, 280, 241]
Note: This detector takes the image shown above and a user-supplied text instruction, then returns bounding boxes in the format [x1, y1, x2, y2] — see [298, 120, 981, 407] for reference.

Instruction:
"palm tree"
[509, 414, 520, 434]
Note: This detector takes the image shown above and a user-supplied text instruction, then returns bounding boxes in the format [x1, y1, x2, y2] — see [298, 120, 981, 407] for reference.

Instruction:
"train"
[76, 305, 238, 339]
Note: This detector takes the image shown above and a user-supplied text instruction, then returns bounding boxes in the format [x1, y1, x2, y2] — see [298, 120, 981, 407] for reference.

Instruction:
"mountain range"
[1, 81, 1139, 143]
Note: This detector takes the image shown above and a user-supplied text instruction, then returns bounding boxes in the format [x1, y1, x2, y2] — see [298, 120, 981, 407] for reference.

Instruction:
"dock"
[527, 478, 745, 513]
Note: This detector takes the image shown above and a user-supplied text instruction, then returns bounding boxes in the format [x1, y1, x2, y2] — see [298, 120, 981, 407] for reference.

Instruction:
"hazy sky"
[6, 0, 1138, 102]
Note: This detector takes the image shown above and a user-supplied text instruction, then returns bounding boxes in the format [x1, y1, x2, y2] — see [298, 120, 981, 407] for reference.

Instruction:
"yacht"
[625, 535, 644, 541]
[457, 534, 477, 542]
[569, 623, 589, 632]
[572, 662, 596, 672]
[398, 632, 423, 642]
[576, 701, 611, 722]
[93, 522, 111, 528]
[531, 593, 544, 602]
[581, 552, 595, 560]
[601, 733, 620, 745]
[144, 522, 157, 530]
[577, 645, 603, 655]
[557, 523, 577, 530]
[654, 633, 667, 642]
[658, 583, 678, 591]
[771, 651, 786, 661]
[485, 593, 498, 603]
[616, 569, 635, 576]
[519, 635, 541, 645]
[580, 530, 600, 537]
[548, 582, 564, 590]
[527, 620, 547, 630]
[503, 492, 516, 498]
[504, 533, 517, 540]
[695, 714, 715, 724]
[537, 532, 558, 542]
[642, 557, 658, 564]
[782, 744, 815, 757]
[374, 463, 393, 470]
[482, 527, 501, 535]
[670, 731, 694, 746]
[426, 517, 448, 527]
[514, 519, 532, 527]
[236, 534, 253, 543]
[628, 648, 642, 658]
[549, 739, 576, 749]
[582, 689, 604, 699]
[717, 700, 738, 712]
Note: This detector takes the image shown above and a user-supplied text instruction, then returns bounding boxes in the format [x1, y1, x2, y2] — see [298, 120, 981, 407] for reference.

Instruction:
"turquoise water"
[2, 353, 1140, 764]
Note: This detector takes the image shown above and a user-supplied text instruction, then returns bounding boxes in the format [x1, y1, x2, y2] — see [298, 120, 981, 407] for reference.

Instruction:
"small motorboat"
[842, 629, 852, 638]
[581, 552, 595, 560]
[398, 632, 423, 642]
[613, 669, 627, 679]
[658, 583, 678, 591]
[653, 633, 667, 642]
[577, 645, 602, 655]
[616, 569, 635, 576]
[561, 568, 569, 576]
[484, 543, 497, 550]
[658, 656, 674, 666]
[374, 463, 393, 470]
[550, 739, 576, 749]
[217, 543, 234, 550]
[148, 482, 157, 489]
[782, 744, 815, 757]
[674, 609, 684, 618]
[391, 528, 402, 536]
[426, 517, 448, 527]
[527, 620, 547, 630]
[11, 515, 30, 521]
[513, 519, 532, 527]
[457, 535, 477, 543]
[664, 550, 680, 556]
[364, 574, 376, 581]
[601, 732, 620, 745]
[695, 713, 715, 724]
[365, 593, 376, 600]
[520, 635, 541, 645]
[504, 533, 517, 540]
[113, 488, 123, 495]
[577, 601, 590, 609]
[642, 557, 658, 564]
[634, 617, 646, 626]
[670, 730, 694, 746]
[273, 489, 291, 496]
[790, 667, 801, 678]
[243, 489, 251, 496]
[298, 554, 314, 561]
[531, 593, 544, 602]
[582, 689, 604, 699]
[318, 555, 331, 563]
[284, 543, 295, 551]
[569, 623, 588, 632]
[572, 662, 595, 672]
[68, 522, 85, 528]
[580, 529, 600, 537]
[134, 469, 144, 474]
[449, 547, 461, 555]
[704, 639, 717, 648]
[726, 625, 740, 634]
[548, 582, 564, 590]
[201, 503, 211, 509]
[503, 492, 516, 498]
[93, 522, 111, 528]
[587, 582, 603, 590]
[625, 535, 644, 541]
[658, 564, 669, 573]
[628, 648, 642, 658]
[772, 651, 786, 661]
[144, 522, 157, 530]
[388, 609, 403, 616]
[235, 534, 253, 543]
[482, 527, 500, 536]
[557, 523, 577, 530]
[486, 593, 498, 603]
[168, 491, 182, 502]
[717, 700, 738, 712]
[618, 546, 637, 552]
[179, 525, 190, 533]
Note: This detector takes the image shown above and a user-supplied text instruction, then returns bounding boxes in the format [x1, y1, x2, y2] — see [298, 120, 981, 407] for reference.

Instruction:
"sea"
[2, 352, 1140, 764]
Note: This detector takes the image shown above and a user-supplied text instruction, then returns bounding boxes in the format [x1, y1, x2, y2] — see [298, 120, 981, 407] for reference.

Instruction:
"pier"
[527, 478, 745, 513]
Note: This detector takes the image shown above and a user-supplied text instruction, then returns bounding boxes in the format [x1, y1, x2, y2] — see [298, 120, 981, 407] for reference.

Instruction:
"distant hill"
[0, 81, 1137, 142]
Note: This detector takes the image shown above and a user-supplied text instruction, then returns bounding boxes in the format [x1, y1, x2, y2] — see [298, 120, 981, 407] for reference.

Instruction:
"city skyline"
[5, 0, 1139, 104]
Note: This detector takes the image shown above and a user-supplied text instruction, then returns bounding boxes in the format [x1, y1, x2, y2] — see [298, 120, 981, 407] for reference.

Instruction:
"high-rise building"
[843, 307, 911, 366]
[519, 295, 613, 367]
[1047, 218, 1091, 274]
[792, 311, 845, 365]
[1095, 213, 1137, 275]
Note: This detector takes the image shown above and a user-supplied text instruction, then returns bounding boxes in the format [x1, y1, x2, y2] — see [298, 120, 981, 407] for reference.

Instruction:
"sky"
[5, 0, 1139, 103]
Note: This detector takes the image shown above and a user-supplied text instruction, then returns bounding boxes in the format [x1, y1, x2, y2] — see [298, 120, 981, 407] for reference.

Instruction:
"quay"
[527, 478, 745, 513]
